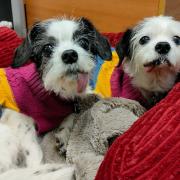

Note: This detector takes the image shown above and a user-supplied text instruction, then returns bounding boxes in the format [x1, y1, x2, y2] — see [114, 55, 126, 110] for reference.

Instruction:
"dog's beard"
[42, 64, 91, 99]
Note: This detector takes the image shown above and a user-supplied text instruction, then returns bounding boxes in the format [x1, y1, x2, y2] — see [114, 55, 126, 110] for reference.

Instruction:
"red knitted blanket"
[0, 27, 179, 179]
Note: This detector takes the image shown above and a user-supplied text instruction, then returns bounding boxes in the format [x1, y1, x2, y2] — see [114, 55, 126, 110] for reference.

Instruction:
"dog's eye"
[173, 36, 180, 45]
[139, 36, 150, 45]
[42, 44, 54, 57]
[79, 38, 90, 50]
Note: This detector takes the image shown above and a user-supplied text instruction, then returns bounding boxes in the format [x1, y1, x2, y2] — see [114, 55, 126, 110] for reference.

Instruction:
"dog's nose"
[155, 42, 171, 54]
[62, 49, 78, 64]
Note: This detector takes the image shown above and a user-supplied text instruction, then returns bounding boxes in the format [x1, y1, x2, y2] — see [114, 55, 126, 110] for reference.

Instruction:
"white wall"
[11, 0, 26, 37]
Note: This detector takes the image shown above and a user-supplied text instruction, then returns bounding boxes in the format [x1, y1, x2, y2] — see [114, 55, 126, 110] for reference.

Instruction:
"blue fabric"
[0, 106, 3, 118]
[89, 55, 104, 89]
[89, 48, 115, 89]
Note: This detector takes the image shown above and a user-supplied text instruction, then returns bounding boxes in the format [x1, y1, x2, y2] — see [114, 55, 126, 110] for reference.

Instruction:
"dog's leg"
[0, 164, 75, 180]
[1, 109, 43, 167]
[54, 114, 76, 155]
[20, 124, 43, 167]
[0, 123, 20, 173]
[55, 94, 100, 155]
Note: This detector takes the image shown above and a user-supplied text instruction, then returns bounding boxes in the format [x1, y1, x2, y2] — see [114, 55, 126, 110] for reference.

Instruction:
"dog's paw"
[55, 138, 67, 155]
[54, 128, 70, 156]
[98, 97, 146, 116]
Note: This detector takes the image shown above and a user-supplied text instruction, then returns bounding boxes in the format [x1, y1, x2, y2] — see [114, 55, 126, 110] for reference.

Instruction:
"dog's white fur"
[123, 16, 180, 97]
[43, 20, 94, 98]
[0, 109, 42, 170]
[0, 105, 75, 180]
[0, 163, 75, 180]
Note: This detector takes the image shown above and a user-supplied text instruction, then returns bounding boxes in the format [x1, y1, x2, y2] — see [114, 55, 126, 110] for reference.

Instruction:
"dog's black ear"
[12, 36, 32, 68]
[94, 32, 112, 60]
[116, 29, 133, 65]
[80, 17, 112, 60]
[12, 22, 43, 68]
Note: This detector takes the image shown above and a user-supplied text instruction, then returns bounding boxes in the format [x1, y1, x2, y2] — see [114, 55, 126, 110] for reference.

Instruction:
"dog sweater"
[0, 63, 74, 134]
[90, 49, 145, 104]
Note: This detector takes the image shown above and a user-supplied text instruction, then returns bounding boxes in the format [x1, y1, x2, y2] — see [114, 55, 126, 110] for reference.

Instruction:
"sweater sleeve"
[0, 69, 19, 112]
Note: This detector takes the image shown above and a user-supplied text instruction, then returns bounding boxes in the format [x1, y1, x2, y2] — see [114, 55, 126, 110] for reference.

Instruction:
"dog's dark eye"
[42, 44, 54, 57]
[173, 36, 180, 45]
[139, 36, 150, 45]
[79, 38, 90, 50]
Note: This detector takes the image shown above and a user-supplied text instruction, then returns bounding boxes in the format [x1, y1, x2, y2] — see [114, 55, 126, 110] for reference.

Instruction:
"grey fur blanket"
[41, 97, 146, 180]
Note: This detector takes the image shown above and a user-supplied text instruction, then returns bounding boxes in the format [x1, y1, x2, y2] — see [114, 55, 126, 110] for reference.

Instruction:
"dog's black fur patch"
[74, 17, 112, 60]
[116, 29, 133, 65]
[13, 22, 57, 69]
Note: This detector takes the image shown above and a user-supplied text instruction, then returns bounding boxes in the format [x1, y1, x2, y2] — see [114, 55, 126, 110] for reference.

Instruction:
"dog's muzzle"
[144, 58, 171, 72]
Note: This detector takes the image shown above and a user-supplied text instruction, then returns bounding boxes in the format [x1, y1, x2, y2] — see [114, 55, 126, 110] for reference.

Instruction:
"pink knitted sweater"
[3, 63, 74, 134]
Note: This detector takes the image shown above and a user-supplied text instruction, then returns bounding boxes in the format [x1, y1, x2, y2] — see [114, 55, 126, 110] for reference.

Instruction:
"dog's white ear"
[116, 29, 132, 65]
[79, 17, 112, 60]
[12, 22, 43, 68]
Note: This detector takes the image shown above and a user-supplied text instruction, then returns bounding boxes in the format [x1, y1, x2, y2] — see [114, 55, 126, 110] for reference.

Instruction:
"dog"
[116, 16, 180, 107]
[0, 17, 111, 179]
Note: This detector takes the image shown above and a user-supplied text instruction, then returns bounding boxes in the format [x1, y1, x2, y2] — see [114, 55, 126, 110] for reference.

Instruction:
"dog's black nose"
[62, 49, 78, 64]
[155, 42, 171, 54]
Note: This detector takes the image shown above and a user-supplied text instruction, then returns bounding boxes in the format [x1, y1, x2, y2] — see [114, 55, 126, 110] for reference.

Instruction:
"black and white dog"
[13, 17, 111, 98]
[0, 17, 111, 180]
[116, 16, 180, 106]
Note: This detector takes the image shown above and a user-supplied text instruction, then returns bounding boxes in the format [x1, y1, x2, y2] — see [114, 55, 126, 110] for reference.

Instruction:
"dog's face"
[116, 16, 180, 93]
[12, 18, 112, 99]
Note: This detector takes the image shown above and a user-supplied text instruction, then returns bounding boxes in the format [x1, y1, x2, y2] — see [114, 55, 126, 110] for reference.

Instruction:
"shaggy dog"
[116, 16, 180, 106]
[0, 17, 111, 179]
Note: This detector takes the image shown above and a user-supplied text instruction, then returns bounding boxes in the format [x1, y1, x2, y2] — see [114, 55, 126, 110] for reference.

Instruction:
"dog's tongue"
[144, 59, 168, 72]
[144, 66, 154, 72]
[77, 73, 89, 93]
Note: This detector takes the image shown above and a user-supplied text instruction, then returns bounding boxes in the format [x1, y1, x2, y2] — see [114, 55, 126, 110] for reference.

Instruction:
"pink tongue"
[144, 66, 154, 72]
[77, 73, 89, 93]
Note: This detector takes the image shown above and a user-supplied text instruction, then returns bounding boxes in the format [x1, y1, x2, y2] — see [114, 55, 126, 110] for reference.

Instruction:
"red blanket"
[0, 27, 179, 180]
[95, 83, 180, 179]
[0, 27, 22, 67]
